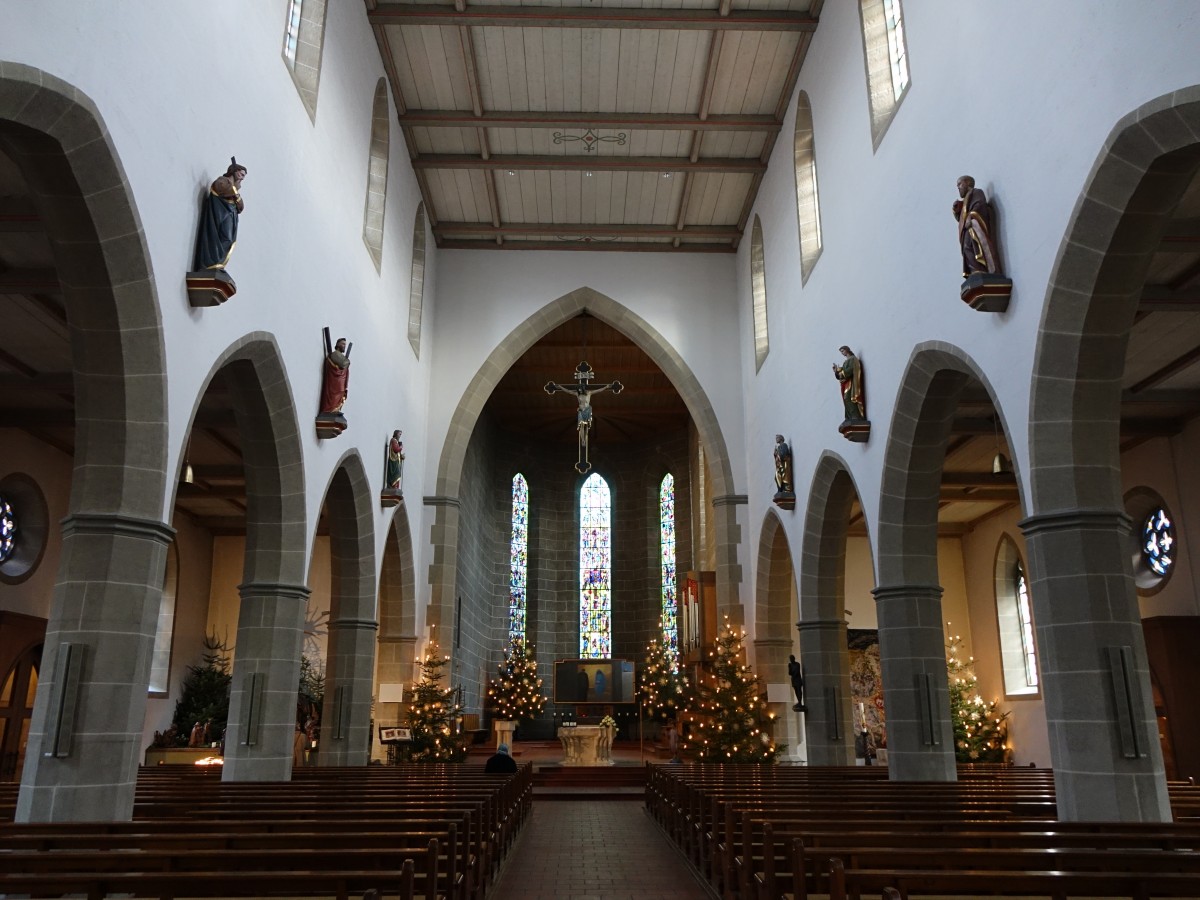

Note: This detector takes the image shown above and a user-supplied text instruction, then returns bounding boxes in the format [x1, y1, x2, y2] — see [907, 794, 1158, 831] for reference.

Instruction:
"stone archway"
[179, 334, 309, 783]
[375, 505, 418, 760]
[875, 342, 1016, 782]
[315, 451, 377, 766]
[753, 510, 800, 758]
[1023, 88, 1200, 821]
[796, 451, 865, 766]
[427, 286, 744, 649]
[2, 65, 171, 823]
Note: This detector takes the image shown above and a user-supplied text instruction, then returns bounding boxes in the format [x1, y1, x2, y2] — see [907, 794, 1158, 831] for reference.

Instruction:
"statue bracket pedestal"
[316, 413, 348, 439]
[838, 419, 871, 443]
[185, 269, 236, 307]
[960, 273, 1012, 313]
[773, 490, 796, 511]
[380, 489, 403, 509]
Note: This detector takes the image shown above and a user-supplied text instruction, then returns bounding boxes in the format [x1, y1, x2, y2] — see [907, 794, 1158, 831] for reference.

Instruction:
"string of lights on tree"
[394, 636, 468, 762]
[487, 637, 547, 722]
[682, 619, 780, 763]
[638, 630, 688, 722]
[946, 626, 1010, 763]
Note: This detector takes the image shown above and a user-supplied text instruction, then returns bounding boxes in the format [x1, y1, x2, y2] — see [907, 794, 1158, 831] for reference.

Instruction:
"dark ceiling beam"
[413, 154, 765, 174]
[398, 109, 780, 132]
[1121, 388, 1200, 405]
[1129, 343, 1200, 394]
[368, 5, 818, 31]
[438, 239, 734, 253]
[177, 484, 247, 500]
[938, 486, 1020, 502]
[1138, 285, 1200, 311]
[941, 472, 1017, 488]
[436, 222, 741, 239]
[0, 268, 58, 292]
[0, 408, 238, 427]
[0, 372, 74, 392]
[187, 464, 246, 480]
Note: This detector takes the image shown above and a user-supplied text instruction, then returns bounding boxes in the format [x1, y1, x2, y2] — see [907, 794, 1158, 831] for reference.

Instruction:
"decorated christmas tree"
[683, 619, 781, 763]
[394, 640, 468, 762]
[638, 634, 688, 722]
[946, 627, 1010, 763]
[168, 630, 231, 746]
[486, 637, 547, 723]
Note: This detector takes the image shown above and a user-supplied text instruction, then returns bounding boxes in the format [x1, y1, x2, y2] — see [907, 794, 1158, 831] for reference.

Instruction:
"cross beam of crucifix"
[544, 361, 623, 474]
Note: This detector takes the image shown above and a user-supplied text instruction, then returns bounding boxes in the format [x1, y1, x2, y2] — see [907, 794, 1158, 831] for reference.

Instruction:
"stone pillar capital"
[237, 581, 311, 602]
[61, 512, 175, 544]
[796, 618, 847, 633]
[1019, 506, 1131, 537]
[871, 583, 943, 603]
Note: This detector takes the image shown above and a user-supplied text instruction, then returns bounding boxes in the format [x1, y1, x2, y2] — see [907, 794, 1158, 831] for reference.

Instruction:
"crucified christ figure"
[544, 361, 623, 474]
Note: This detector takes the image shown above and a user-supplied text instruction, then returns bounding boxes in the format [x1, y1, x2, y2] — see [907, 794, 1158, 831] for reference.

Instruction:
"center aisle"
[489, 799, 712, 900]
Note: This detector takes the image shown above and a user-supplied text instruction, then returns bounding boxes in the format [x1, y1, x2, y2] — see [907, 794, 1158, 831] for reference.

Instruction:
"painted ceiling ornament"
[544, 361, 623, 474]
[552, 128, 628, 152]
[833, 345, 871, 443]
[953, 175, 1013, 312]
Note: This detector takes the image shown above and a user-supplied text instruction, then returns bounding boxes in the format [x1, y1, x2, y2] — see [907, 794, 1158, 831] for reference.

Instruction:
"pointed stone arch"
[753, 509, 798, 755]
[313, 450, 377, 766]
[1022, 88, 1200, 821]
[176, 333, 309, 782]
[797, 451, 866, 765]
[375, 502, 418, 759]
[428, 286, 743, 644]
[2, 65, 171, 822]
[875, 341, 1015, 782]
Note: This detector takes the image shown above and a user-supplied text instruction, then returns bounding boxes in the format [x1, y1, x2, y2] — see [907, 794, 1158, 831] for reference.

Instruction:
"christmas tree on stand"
[638, 633, 688, 721]
[486, 637, 547, 724]
[946, 626, 1010, 763]
[167, 630, 231, 747]
[394, 639, 468, 762]
[683, 619, 781, 763]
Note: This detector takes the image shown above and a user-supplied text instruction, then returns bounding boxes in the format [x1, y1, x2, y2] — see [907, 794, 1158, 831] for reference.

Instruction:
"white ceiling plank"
[452, 169, 480, 221]
[486, 126, 516, 155]
[389, 27, 424, 107]
[581, 169, 598, 225]
[712, 172, 751, 224]
[593, 170, 614, 223]
[430, 169, 463, 221]
[523, 28, 549, 112]
[706, 30, 741, 115]
[580, 28, 601, 112]
[400, 26, 440, 108]
[562, 28, 583, 112]
[649, 30, 678, 114]
[472, 25, 497, 109]
[482, 26, 512, 110]
[633, 30, 659, 113]
[632, 172, 657, 223]
[427, 25, 469, 110]
[542, 28, 565, 112]
[757, 32, 798, 114]
[704, 131, 733, 159]
[503, 27, 531, 111]
[738, 30, 777, 116]
[598, 29, 621, 113]
[550, 170, 568, 223]
[519, 170, 540, 223]
[610, 171, 629, 224]
[564, 170, 582, 223]
[496, 169, 521, 222]
[411, 126, 434, 155]
[653, 174, 681, 224]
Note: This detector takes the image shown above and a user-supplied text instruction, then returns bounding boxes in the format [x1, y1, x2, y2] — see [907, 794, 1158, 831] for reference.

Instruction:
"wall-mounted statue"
[953, 175, 1012, 312]
[833, 345, 870, 442]
[773, 434, 795, 510]
[185, 157, 246, 307]
[316, 328, 351, 438]
[380, 429, 405, 507]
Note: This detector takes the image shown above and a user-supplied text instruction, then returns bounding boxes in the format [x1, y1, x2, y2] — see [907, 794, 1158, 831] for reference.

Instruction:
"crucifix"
[544, 361, 623, 474]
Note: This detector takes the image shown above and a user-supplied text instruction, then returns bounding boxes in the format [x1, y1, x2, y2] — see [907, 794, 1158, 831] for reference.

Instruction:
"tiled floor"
[489, 800, 712, 900]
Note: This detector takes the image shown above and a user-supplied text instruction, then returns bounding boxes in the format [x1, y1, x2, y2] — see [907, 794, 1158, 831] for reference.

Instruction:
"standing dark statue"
[788, 654, 806, 713]
[194, 159, 247, 271]
[772, 434, 796, 510]
[952, 175, 1000, 278]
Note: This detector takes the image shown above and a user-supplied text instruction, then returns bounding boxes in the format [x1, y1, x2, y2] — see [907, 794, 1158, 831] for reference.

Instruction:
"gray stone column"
[711, 494, 747, 623]
[796, 617, 855, 766]
[223, 581, 310, 782]
[424, 495, 461, 636]
[321, 616, 379, 766]
[871, 583, 956, 781]
[1020, 508, 1170, 821]
[753, 637, 793, 748]
[17, 513, 173, 822]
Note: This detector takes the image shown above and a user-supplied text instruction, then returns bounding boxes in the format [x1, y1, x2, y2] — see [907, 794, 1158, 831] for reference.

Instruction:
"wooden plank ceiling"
[365, 0, 823, 252]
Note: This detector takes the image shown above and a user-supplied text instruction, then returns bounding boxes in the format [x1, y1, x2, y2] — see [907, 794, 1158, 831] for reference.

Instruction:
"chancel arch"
[875, 342, 1018, 783]
[311, 451, 377, 767]
[374, 504, 418, 761]
[1023, 88, 1200, 821]
[797, 452, 867, 766]
[2, 65, 171, 823]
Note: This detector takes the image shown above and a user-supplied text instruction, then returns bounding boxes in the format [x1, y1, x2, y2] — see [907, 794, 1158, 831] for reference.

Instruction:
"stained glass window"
[882, 0, 909, 100]
[659, 474, 678, 658]
[579, 473, 611, 658]
[509, 474, 529, 642]
[0, 495, 15, 563]
[1143, 507, 1175, 577]
[1014, 560, 1038, 688]
[283, 0, 303, 65]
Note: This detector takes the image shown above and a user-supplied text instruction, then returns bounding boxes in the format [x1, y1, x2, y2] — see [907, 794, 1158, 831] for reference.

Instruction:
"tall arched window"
[793, 92, 823, 282]
[508, 473, 529, 642]
[659, 474, 678, 655]
[751, 215, 769, 372]
[858, 0, 910, 147]
[579, 473, 612, 659]
[362, 79, 390, 272]
[994, 536, 1038, 696]
[282, 0, 328, 121]
[408, 203, 427, 358]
